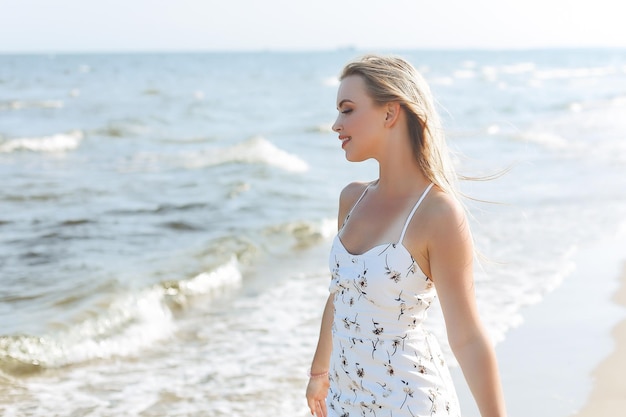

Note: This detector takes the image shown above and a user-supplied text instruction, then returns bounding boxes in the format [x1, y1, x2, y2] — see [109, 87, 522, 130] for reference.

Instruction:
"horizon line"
[1, 45, 625, 56]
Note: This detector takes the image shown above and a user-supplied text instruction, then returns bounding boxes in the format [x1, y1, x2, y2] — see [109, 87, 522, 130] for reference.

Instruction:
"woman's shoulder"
[337, 181, 372, 223]
[339, 181, 370, 204]
[422, 185, 468, 231]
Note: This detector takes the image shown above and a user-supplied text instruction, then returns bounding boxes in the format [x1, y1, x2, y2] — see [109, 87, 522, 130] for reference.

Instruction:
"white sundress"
[327, 182, 461, 417]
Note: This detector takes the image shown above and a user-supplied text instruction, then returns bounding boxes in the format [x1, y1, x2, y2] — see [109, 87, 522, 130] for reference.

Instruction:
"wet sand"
[569, 262, 626, 417]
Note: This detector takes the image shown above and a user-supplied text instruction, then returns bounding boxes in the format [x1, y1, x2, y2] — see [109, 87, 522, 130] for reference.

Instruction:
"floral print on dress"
[326, 183, 460, 417]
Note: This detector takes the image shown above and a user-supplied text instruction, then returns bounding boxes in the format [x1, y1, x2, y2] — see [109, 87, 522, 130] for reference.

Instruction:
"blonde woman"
[306, 55, 507, 417]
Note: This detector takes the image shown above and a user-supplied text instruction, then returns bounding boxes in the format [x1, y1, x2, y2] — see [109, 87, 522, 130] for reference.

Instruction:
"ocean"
[1, 49, 626, 416]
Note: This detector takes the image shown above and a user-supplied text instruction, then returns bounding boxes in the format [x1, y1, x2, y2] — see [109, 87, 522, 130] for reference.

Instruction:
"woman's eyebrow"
[337, 99, 354, 109]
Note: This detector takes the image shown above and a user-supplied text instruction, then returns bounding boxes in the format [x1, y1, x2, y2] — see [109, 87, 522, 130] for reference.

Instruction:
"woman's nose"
[332, 118, 341, 132]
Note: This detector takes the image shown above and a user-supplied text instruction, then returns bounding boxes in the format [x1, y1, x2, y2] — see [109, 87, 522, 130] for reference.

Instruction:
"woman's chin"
[345, 153, 369, 163]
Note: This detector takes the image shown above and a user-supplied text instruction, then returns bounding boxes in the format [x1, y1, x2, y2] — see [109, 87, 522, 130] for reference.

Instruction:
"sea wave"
[0, 130, 83, 153]
[0, 257, 241, 375]
[263, 218, 336, 249]
[181, 136, 309, 172]
[0, 288, 172, 375]
[161, 256, 242, 307]
[122, 136, 309, 173]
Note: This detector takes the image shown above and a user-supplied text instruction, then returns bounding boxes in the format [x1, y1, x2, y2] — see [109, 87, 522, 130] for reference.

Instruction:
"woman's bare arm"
[427, 194, 507, 417]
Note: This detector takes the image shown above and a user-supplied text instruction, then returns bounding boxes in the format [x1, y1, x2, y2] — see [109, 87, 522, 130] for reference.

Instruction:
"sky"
[1, 0, 625, 53]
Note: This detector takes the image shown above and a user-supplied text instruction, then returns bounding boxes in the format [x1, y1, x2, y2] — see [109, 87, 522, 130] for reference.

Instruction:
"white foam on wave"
[0, 258, 242, 371]
[193, 268, 331, 417]
[0, 130, 83, 153]
[164, 256, 242, 305]
[264, 218, 338, 250]
[8, 260, 323, 417]
[182, 136, 309, 173]
[0, 288, 173, 370]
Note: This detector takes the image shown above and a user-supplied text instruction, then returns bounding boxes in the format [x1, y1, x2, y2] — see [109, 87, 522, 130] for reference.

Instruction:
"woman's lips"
[339, 136, 351, 148]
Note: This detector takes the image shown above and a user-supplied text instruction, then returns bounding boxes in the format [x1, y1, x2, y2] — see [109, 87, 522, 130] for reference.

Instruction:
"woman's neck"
[374, 131, 429, 198]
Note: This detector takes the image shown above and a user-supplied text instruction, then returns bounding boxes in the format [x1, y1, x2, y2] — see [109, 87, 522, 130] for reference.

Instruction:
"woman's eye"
[341, 109, 353, 114]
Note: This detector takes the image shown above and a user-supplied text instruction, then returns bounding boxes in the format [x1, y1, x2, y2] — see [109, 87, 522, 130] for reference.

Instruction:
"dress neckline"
[333, 235, 431, 280]
[335, 234, 405, 257]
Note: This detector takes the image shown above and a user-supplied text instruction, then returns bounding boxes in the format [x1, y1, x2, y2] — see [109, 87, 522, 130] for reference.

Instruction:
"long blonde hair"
[340, 54, 460, 200]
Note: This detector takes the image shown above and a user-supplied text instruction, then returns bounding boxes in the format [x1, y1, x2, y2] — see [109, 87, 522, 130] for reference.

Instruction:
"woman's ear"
[384, 102, 401, 127]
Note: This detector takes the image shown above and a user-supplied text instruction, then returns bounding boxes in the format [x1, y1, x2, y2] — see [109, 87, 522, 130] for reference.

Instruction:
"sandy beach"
[569, 262, 626, 417]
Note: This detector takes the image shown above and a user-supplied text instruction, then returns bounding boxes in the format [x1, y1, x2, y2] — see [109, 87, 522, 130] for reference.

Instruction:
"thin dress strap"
[339, 182, 374, 231]
[398, 183, 434, 243]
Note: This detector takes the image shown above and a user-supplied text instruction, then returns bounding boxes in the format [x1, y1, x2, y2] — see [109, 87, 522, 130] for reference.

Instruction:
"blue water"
[1, 49, 626, 416]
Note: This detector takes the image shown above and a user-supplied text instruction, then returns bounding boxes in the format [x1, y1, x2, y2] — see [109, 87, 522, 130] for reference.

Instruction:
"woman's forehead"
[336, 75, 369, 103]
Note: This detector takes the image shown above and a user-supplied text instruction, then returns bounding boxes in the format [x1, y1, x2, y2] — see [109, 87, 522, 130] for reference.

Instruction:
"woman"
[306, 55, 507, 417]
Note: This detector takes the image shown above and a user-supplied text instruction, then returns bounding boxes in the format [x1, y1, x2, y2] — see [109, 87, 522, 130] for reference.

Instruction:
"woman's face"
[332, 75, 387, 162]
